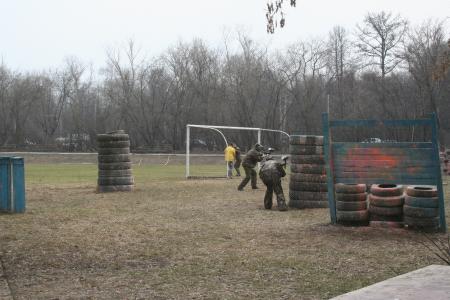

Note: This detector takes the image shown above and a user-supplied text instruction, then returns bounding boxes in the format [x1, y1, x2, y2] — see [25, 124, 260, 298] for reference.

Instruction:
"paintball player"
[237, 143, 264, 191]
[224, 143, 236, 179]
[259, 150, 289, 211]
[233, 144, 242, 176]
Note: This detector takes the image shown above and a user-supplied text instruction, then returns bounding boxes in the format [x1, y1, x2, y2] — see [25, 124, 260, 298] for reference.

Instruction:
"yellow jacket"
[224, 146, 236, 162]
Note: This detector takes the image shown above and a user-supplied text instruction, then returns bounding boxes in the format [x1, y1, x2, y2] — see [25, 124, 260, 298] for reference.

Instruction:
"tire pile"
[369, 184, 404, 228]
[335, 183, 368, 225]
[97, 131, 134, 193]
[404, 186, 440, 231]
[440, 151, 449, 176]
[288, 135, 328, 209]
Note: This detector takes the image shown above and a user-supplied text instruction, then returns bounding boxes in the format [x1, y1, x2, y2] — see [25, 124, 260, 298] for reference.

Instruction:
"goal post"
[185, 124, 290, 179]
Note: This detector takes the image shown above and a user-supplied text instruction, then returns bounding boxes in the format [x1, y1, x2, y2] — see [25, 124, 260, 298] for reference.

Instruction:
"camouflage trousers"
[262, 179, 287, 211]
[234, 160, 241, 176]
[238, 165, 257, 190]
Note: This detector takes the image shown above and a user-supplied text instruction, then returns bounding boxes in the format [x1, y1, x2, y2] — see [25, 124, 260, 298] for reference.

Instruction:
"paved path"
[332, 265, 450, 300]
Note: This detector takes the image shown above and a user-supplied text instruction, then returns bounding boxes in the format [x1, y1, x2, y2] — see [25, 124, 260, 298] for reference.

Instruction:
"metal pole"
[327, 94, 330, 115]
[259, 128, 290, 139]
[257, 129, 262, 169]
[9, 159, 14, 212]
[186, 125, 190, 179]
[257, 129, 261, 145]
[430, 113, 447, 232]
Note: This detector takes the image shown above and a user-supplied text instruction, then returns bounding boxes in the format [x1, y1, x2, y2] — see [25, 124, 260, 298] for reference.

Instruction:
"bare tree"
[104, 40, 143, 136]
[280, 40, 328, 133]
[356, 11, 408, 78]
[0, 63, 13, 145]
[404, 20, 447, 114]
[32, 72, 68, 143]
[326, 26, 357, 119]
[64, 57, 95, 150]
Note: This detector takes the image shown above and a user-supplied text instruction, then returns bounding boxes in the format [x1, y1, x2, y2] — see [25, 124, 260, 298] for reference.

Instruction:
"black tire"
[406, 185, 437, 198]
[289, 181, 328, 192]
[369, 213, 403, 222]
[289, 135, 324, 146]
[370, 184, 403, 197]
[290, 164, 325, 174]
[404, 195, 439, 208]
[335, 183, 366, 194]
[288, 200, 328, 209]
[98, 169, 133, 177]
[369, 204, 403, 216]
[97, 133, 129, 142]
[336, 192, 367, 202]
[290, 155, 325, 165]
[98, 154, 131, 163]
[369, 221, 403, 228]
[98, 162, 132, 170]
[97, 185, 133, 193]
[368, 194, 404, 207]
[289, 191, 327, 201]
[97, 140, 131, 148]
[98, 147, 130, 155]
[337, 210, 368, 222]
[289, 145, 323, 155]
[404, 216, 439, 228]
[336, 201, 367, 211]
[290, 173, 327, 183]
[98, 176, 134, 185]
[403, 205, 439, 218]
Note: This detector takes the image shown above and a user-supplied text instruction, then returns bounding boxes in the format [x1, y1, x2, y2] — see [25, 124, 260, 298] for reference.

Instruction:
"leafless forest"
[1, 12, 449, 152]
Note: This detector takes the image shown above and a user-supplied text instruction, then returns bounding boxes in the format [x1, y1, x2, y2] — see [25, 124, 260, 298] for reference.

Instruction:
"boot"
[264, 193, 273, 209]
[277, 194, 288, 211]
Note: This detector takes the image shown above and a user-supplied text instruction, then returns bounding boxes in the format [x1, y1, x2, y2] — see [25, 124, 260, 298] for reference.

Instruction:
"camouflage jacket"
[259, 159, 286, 182]
[242, 148, 263, 168]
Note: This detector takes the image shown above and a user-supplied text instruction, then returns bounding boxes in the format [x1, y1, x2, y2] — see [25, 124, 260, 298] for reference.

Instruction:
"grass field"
[0, 163, 449, 299]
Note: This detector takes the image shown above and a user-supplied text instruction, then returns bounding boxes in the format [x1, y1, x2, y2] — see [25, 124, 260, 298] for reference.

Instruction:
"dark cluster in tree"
[266, 0, 296, 34]
[0, 12, 449, 152]
[432, 39, 450, 80]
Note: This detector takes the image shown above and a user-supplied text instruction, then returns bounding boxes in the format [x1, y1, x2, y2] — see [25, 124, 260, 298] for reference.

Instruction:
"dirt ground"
[0, 159, 448, 299]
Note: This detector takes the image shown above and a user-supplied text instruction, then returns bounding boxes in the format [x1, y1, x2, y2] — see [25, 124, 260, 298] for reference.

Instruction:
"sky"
[1, 0, 449, 71]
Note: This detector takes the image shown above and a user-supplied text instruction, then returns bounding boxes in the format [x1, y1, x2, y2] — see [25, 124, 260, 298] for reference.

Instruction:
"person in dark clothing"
[259, 153, 289, 211]
[237, 143, 264, 191]
[233, 144, 242, 176]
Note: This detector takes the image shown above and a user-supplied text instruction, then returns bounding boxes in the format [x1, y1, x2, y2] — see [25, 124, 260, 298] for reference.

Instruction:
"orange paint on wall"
[345, 148, 400, 169]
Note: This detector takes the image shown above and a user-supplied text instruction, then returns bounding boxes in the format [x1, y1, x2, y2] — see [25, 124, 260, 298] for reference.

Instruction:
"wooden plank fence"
[323, 113, 447, 232]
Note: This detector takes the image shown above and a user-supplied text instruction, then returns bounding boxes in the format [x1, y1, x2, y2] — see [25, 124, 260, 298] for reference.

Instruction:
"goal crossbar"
[186, 124, 290, 178]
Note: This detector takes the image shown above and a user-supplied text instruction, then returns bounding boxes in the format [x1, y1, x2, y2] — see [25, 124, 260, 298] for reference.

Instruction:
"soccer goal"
[186, 124, 290, 179]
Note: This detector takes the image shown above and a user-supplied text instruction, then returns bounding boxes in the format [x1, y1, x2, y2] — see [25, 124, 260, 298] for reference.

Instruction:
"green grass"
[0, 163, 448, 299]
[25, 163, 228, 185]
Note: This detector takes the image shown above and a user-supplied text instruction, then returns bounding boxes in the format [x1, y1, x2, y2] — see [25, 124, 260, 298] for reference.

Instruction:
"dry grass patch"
[0, 165, 448, 299]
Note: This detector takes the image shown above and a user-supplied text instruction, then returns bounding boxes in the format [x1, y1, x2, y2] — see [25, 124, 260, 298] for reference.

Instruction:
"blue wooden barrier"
[0, 156, 25, 213]
[0, 157, 10, 211]
[323, 113, 447, 232]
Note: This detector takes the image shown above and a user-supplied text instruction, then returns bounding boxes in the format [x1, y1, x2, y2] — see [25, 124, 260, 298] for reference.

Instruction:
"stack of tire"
[404, 185, 440, 231]
[440, 152, 447, 176]
[368, 184, 404, 228]
[335, 184, 368, 225]
[445, 158, 449, 176]
[442, 151, 449, 176]
[288, 135, 328, 209]
[97, 131, 134, 192]
[447, 150, 450, 176]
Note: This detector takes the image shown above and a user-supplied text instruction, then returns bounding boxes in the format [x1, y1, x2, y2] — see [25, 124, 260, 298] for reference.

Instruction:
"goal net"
[186, 124, 290, 179]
